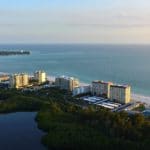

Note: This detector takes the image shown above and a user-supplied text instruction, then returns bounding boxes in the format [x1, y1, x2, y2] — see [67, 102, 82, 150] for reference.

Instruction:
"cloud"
[0, 3, 150, 43]
[67, 23, 150, 29]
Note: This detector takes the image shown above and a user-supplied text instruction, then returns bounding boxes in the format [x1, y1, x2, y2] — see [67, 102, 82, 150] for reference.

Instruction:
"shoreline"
[131, 94, 150, 107]
[47, 75, 150, 107]
[1, 73, 150, 107]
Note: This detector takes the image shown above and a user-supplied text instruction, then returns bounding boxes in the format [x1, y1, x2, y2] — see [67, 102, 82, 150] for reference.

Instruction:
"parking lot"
[81, 96, 122, 110]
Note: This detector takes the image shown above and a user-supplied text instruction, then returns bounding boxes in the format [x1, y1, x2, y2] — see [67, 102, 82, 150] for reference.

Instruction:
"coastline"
[1, 73, 150, 107]
[131, 94, 150, 107]
[47, 75, 150, 107]
[0, 78, 149, 149]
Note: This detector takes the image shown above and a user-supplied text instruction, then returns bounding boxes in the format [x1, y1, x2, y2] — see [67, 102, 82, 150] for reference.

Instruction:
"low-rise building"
[55, 76, 79, 91]
[0, 75, 9, 82]
[10, 73, 29, 89]
[110, 84, 131, 104]
[92, 80, 113, 98]
[73, 85, 91, 96]
[34, 71, 46, 84]
[0, 81, 9, 89]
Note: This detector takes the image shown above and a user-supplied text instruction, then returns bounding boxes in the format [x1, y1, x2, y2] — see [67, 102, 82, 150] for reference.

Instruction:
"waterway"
[0, 112, 46, 150]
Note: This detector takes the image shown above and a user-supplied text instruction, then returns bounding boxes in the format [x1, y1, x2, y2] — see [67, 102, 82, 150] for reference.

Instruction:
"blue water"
[0, 44, 150, 96]
[0, 112, 46, 150]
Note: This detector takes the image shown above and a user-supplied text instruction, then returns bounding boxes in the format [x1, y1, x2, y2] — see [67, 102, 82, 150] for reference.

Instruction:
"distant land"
[0, 50, 30, 56]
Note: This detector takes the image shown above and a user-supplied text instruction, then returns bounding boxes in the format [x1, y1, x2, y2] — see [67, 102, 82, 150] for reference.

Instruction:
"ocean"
[0, 44, 150, 98]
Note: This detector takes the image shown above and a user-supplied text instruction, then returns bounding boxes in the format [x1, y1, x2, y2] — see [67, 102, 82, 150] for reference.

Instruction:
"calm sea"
[0, 44, 150, 96]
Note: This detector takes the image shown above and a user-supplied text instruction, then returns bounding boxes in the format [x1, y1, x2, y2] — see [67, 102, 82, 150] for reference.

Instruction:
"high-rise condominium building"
[110, 85, 131, 104]
[55, 76, 79, 91]
[92, 81, 113, 98]
[34, 71, 46, 84]
[10, 73, 29, 89]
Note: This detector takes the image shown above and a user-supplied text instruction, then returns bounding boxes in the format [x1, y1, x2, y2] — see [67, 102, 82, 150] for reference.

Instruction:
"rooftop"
[111, 84, 130, 88]
[56, 75, 79, 81]
[92, 80, 112, 84]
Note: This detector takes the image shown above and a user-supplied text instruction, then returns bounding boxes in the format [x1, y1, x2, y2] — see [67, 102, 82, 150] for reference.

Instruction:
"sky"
[0, 0, 150, 44]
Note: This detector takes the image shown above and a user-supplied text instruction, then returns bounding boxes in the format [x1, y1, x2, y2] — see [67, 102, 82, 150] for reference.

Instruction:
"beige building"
[110, 85, 131, 104]
[55, 76, 79, 91]
[34, 71, 46, 84]
[10, 73, 29, 89]
[92, 81, 113, 98]
[0, 75, 9, 82]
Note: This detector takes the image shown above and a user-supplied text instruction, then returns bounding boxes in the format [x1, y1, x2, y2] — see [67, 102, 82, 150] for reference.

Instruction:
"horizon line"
[0, 43, 150, 45]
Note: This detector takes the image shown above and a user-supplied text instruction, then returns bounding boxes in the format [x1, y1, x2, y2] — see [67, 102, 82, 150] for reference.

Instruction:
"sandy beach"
[132, 94, 150, 108]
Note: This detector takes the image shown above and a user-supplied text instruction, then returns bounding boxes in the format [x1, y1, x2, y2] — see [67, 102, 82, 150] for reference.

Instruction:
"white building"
[55, 76, 79, 91]
[34, 71, 46, 84]
[73, 85, 91, 96]
[110, 85, 131, 104]
[92, 81, 113, 98]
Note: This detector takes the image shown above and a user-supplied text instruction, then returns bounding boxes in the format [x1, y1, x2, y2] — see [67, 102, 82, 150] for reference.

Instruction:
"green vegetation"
[0, 87, 71, 113]
[36, 103, 150, 150]
[0, 89, 43, 113]
[133, 104, 146, 111]
[0, 88, 150, 150]
[0, 50, 30, 56]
